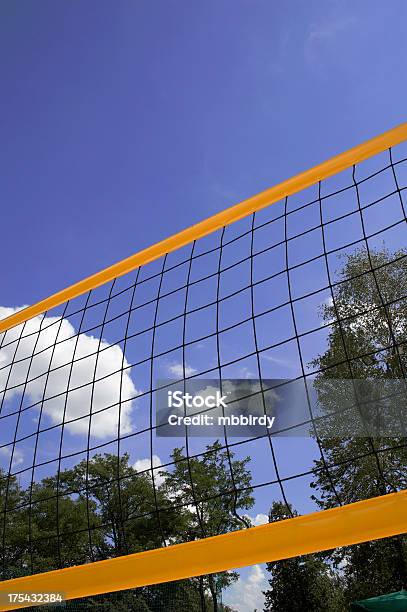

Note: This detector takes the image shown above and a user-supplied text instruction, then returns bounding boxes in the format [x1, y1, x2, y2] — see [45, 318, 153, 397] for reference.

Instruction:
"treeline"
[1, 441, 251, 611]
[263, 248, 407, 610]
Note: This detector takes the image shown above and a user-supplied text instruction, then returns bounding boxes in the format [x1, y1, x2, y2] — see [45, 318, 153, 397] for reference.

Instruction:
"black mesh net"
[0, 143, 406, 610]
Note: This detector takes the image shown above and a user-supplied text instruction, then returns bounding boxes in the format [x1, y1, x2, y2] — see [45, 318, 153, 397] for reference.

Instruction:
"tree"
[0, 469, 27, 580]
[27, 470, 97, 573]
[311, 247, 407, 603]
[263, 502, 344, 612]
[64, 452, 186, 558]
[161, 440, 255, 612]
[56, 452, 205, 611]
[1, 449, 241, 610]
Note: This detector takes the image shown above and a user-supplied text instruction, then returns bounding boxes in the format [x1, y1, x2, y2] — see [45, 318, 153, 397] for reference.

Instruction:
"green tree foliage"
[62, 452, 185, 558]
[0, 441, 252, 611]
[28, 471, 94, 572]
[161, 441, 254, 540]
[311, 248, 407, 603]
[0, 470, 28, 580]
[160, 440, 254, 612]
[263, 502, 344, 612]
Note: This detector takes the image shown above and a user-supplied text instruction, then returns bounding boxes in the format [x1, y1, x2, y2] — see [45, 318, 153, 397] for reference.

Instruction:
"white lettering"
[167, 390, 229, 409]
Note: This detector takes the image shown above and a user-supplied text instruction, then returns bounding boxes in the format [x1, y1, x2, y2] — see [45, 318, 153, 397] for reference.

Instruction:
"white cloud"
[321, 296, 335, 324]
[133, 454, 165, 486]
[0, 446, 24, 468]
[249, 513, 269, 527]
[224, 565, 267, 612]
[242, 512, 268, 527]
[0, 306, 137, 439]
[168, 363, 197, 377]
[262, 353, 296, 369]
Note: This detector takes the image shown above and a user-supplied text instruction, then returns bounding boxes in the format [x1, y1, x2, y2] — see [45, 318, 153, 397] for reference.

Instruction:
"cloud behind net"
[0, 306, 137, 439]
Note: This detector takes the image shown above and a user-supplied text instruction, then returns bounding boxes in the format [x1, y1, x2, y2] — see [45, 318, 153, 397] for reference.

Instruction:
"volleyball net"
[0, 124, 406, 610]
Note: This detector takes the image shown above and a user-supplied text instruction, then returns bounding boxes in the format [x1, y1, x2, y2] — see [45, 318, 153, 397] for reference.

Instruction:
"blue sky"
[1, 0, 407, 305]
[1, 2, 407, 610]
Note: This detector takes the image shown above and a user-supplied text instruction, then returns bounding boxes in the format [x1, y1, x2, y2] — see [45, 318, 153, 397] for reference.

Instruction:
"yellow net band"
[0, 490, 405, 610]
[1, 122, 406, 335]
